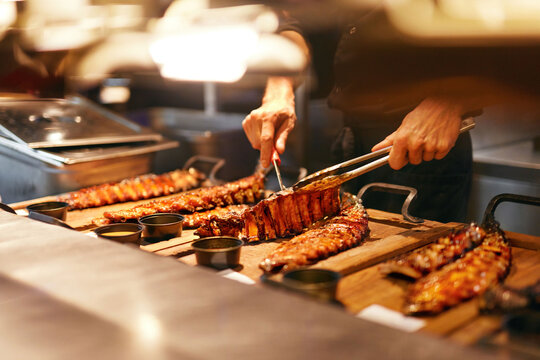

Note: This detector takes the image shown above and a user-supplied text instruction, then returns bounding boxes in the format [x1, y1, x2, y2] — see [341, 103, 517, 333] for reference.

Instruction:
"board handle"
[183, 155, 226, 185]
[482, 193, 540, 232]
[357, 182, 423, 224]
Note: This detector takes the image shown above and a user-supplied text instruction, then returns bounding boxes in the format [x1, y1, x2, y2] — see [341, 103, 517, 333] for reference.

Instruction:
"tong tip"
[273, 159, 286, 191]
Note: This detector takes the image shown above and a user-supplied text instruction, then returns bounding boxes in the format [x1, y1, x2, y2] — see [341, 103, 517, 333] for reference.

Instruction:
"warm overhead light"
[150, 25, 259, 83]
[17, 0, 145, 51]
[0, 0, 17, 41]
[51, 1, 307, 86]
[46, 131, 64, 143]
[148, 2, 306, 83]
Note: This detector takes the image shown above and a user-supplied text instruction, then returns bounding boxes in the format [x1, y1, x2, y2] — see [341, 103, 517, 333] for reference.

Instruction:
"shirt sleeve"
[277, 10, 304, 35]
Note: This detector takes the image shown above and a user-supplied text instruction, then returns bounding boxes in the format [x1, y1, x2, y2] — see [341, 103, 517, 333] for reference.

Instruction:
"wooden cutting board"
[140, 208, 461, 280]
[137, 208, 539, 350]
[10, 193, 200, 231]
[13, 192, 540, 350]
[338, 245, 540, 337]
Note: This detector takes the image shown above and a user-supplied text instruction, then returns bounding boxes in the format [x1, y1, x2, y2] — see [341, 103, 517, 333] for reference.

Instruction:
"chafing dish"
[0, 96, 177, 203]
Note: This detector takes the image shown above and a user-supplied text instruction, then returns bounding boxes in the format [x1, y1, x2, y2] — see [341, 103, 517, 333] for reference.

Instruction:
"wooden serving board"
[13, 192, 540, 351]
[9, 196, 59, 210]
[339, 246, 540, 340]
[337, 231, 540, 347]
[10, 192, 203, 231]
[137, 208, 461, 280]
[137, 208, 539, 350]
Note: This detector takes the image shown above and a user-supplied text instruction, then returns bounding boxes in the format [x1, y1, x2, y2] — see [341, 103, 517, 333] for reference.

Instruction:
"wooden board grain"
[440, 245, 540, 346]
[311, 222, 459, 275]
[46, 199, 469, 282]
[162, 209, 462, 281]
[338, 246, 540, 342]
[505, 230, 540, 250]
[14, 189, 539, 349]
[11, 191, 214, 231]
[447, 316, 503, 346]
[9, 196, 58, 210]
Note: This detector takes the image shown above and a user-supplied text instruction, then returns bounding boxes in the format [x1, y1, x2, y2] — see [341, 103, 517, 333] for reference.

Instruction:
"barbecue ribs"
[405, 230, 511, 314]
[60, 168, 205, 210]
[379, 224, 487, 279]
[195, 186, 341, 242]
[259, 195, 369, 273]
[92, 172, 265, 226]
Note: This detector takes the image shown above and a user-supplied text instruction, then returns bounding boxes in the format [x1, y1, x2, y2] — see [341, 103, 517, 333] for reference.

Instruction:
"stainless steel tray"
[0, 96, 179, 203]
[0, 96, 162, 148]
[0, 140, 178, 203]
[0, 136, 178, 166]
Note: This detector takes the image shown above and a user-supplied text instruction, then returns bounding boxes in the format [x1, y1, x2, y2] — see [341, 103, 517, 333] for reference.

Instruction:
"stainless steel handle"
[332, 117, 476, 186]
[343, 117, 475, 177]
[294, 118, 476, 192]
[357, 182, 423, 223]
[183, 155, 226, 184]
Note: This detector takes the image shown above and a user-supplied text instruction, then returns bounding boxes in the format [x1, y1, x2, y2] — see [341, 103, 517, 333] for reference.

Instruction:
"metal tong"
[292, 118, 476, 192]
[272, 149, 286, 191]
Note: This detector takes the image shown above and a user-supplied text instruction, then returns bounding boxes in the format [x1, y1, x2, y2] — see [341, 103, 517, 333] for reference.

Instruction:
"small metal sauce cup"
[27, 201, 69, 221]
[94, 223, 144, 244]
[281, 268, 342, 302]
[138, 213, 184, 242]
[192, 236, 243, 270]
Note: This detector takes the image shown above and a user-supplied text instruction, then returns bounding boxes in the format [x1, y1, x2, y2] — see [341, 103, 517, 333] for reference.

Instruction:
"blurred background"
[0, 0, 538, 234]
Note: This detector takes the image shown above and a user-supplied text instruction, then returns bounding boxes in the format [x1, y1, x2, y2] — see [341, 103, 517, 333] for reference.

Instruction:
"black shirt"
[279, 9, 540, 115]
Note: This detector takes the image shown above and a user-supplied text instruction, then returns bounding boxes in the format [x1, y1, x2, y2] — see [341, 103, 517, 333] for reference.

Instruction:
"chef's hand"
[372, 96, 464, 170]
[242, 77, 296, 168]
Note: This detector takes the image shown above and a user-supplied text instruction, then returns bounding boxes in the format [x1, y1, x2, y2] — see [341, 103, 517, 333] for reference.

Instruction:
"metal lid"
[0, 137, 178, 166]
[0, 96, 162, 148]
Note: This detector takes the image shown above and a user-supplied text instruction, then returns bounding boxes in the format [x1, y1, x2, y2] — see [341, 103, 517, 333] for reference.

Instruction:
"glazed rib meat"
[379, 224, 486, 279]
[59, 168, 205, 210]
[93, 172, 265, 225]
[405, 230, 511, 314]
[259, 198, 369, 273]
[195, 187, 341, 242]
[182, 205, 250, 228]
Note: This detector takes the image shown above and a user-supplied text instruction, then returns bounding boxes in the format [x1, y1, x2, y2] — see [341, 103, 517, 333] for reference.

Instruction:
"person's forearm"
[242, 29, 309, 168]
[262, 76, 295, 105]
[243, 76, 298, 168]
[261, 29, 310, 94]
[261, 28, 310, 106]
